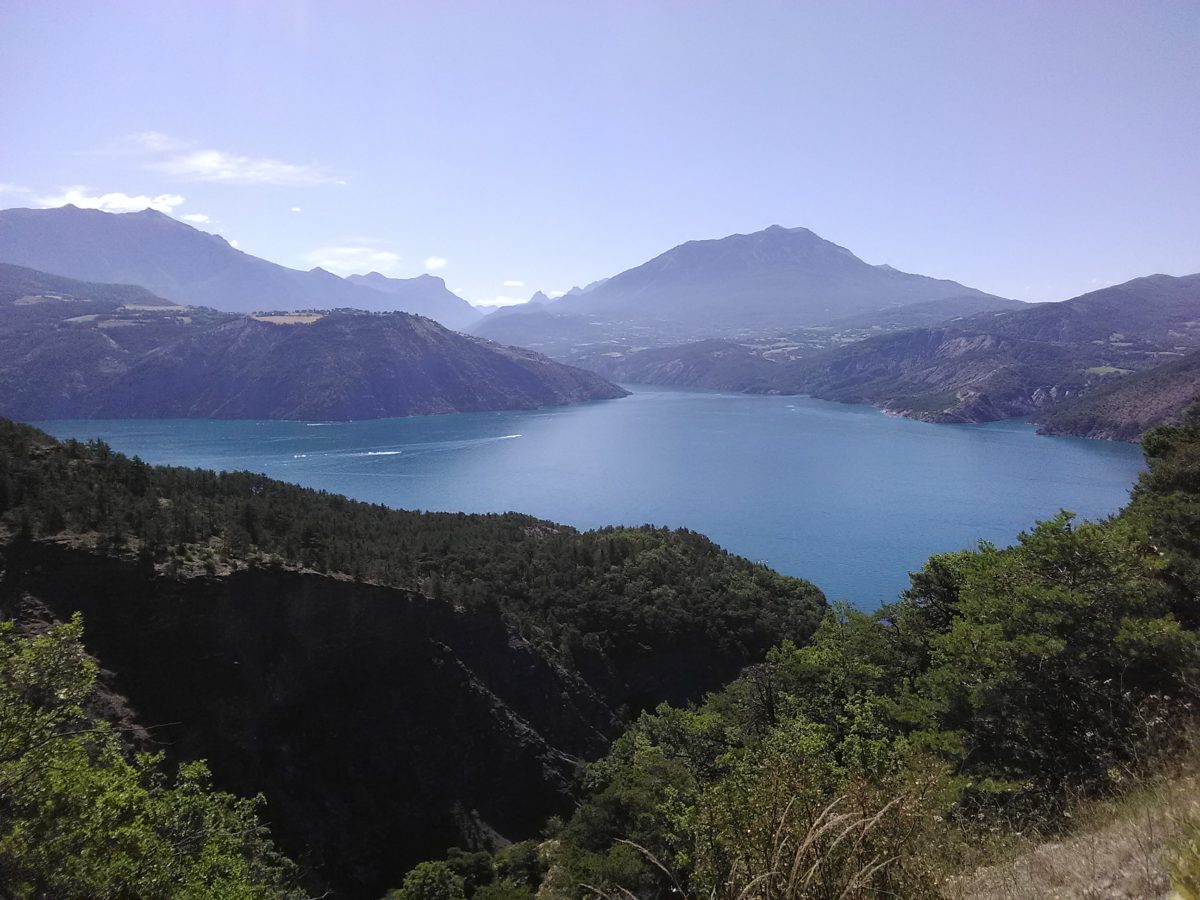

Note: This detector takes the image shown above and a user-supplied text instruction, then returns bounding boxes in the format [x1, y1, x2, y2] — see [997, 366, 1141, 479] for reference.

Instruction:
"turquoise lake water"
[33, 386, 1147, 608]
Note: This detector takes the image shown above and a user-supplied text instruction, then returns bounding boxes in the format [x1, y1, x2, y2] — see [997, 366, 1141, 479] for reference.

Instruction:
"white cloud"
[290, 207, 302, 213]
[0, 183, 31, 196]
[114, 131, 341, 187]
[474, 295, 528, 308]
[37, 186, 185, 213]
[229, 239, 240, 249]
[503, 279, 525, 287]
[424, 256, 448, 271]
[119, 131, 191, 153]
[306, 245, 403, 276]
[180, 212, 210, 224]
[153, 149, 334, 186]
[546, 290, 566, 298]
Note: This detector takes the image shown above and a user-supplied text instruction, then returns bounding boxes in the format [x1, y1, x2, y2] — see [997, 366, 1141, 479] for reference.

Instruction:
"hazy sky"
[2, 1, 1197, 307]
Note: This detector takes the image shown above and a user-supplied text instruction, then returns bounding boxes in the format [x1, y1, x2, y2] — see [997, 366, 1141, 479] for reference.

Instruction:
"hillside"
[0, 205, 482, 330]
[583, 273, 1200, 433]
[1033, 349, 1200, 441]
[0, 419, 825, 896]
[0, 263, 626, 421]
[385, 408, 1200, 900]
[778, 273, 1200, 424]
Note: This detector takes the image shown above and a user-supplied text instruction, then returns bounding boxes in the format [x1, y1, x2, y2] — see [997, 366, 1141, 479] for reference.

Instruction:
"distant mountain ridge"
[0, 205, 482, 330]
[585, 272, 1200, 436]
[0, 264, 626, 420]
[470, 225, 1021, 349]
[556, 225, 1017, 327]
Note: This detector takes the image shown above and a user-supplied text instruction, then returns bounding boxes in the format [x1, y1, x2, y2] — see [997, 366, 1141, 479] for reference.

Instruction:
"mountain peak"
[0, 205, 482, 330]
[543, 224, 1007, 335]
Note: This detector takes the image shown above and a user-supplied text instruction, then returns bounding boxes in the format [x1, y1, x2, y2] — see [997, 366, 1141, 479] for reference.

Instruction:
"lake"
[34, 386, 1147, 608]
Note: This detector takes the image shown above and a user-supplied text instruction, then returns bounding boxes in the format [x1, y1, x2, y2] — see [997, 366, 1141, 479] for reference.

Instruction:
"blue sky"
[1, 1, 1197, 307]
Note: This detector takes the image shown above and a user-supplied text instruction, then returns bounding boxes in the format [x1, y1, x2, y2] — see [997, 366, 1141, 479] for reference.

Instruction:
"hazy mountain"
[564, 277, 609, 296]
[553, 225, 1017, 332]
[574, 273, 1200, 437]
[768, 273, 1200, 425]
[345, 271, 481, 329]
[0, 205, 482, 330]
[0, 264, 626, 420]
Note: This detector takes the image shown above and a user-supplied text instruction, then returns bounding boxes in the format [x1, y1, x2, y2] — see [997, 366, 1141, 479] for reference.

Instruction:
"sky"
[1, 1, 1198, 308]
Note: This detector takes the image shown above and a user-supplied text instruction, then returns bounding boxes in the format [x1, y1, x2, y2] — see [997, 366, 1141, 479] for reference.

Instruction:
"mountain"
[0, 263, 627, 420]
[574, 273, 1200, 435]
[346, 271, 481, 328]
[555, 225, 1017, 330]
[0, 418, 825, 895]
[768, 273, 1200, 425]
[0, 205, 482, 330]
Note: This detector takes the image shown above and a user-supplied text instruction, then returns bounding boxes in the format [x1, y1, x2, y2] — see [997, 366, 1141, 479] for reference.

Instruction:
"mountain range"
[586, 273, 1200, 438]
[0, 264, 625, 420]
[0, 205, 482, 330]
[471, 225, 1023, 347]
[4, 205, 1195, 439]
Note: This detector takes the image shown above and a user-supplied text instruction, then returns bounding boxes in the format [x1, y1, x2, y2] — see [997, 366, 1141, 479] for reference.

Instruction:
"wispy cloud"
[290, 207, 302, 213]
[37, 186, 185, 214]
[180, 212, 211, 224]
[424, 256, 448, 271]
[116, 131, 341, 186]
[546, 290, 566, 298]
[503, 279, 525, 287]
[305, 245, 402, 276]
[117, 131, 192, 154]
[154, 149, 335, 186]
[0, 183, 32, 197]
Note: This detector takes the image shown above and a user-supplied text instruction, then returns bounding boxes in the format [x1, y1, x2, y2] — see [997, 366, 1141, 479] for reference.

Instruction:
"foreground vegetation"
[389, 407, 1200, 899]
[0, 419, 824, 712]
[4, 407, 1200, 896]
[0, 615, 301, 898]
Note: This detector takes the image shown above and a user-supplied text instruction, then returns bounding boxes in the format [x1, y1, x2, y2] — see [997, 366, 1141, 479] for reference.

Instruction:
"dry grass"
[951, 769, 1200, 899]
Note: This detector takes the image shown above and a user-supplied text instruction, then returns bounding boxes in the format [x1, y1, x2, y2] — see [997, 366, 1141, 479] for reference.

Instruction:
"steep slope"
[550, 225, 1018, 334]
[94, 313, 629, 419]
[0, 419, 826, 895]
[0, 205, 482, 329]
[776, 273, 1200, 423]
[0, 264, 626, 421]
[1033, 350, 1200, 441]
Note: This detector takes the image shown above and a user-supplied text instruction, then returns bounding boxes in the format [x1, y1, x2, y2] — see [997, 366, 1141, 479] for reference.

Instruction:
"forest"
[1, 408, 1199, 896]
[385, 406, 1200, 899]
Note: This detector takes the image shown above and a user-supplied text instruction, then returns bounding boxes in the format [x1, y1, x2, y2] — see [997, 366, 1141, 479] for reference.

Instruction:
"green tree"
[0, 616, 300, 898]
[388, 860, 466, 900]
